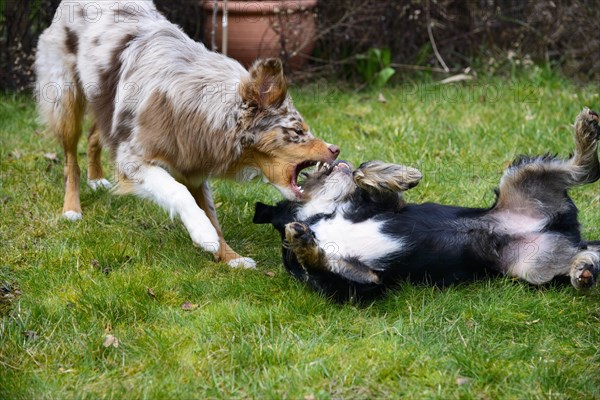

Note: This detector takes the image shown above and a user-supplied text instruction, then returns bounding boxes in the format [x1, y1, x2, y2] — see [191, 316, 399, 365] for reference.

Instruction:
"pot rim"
[200, 0, 318, 14]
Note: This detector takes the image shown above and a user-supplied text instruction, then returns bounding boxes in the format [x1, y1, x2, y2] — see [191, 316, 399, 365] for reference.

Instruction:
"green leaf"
[373, 67, 396, 89]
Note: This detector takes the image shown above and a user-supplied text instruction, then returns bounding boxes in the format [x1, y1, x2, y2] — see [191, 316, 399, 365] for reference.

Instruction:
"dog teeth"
[316, 162, 322, 170]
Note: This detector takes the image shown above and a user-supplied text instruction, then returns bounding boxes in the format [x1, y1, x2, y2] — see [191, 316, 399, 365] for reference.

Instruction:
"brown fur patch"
[241, 59, 288, 109]
[65, 27, 78, 56]
[113, 109, 135, 144]
[91, 34, 136, 152]
[87, 123, 104, 181]
[137, 90, 240, 175]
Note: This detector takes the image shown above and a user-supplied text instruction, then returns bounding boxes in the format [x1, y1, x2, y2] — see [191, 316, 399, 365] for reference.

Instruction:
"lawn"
[1, 68, 599, 399]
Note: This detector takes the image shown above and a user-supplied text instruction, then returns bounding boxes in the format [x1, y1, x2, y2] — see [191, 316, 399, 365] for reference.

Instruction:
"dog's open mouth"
[291, 161, 320, 198]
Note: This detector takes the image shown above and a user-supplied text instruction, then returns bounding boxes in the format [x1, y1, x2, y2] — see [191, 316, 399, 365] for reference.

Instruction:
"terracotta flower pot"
[201, 0, 317, 70]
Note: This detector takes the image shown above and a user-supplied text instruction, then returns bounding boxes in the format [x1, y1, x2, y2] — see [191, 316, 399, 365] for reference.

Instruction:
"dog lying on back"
[35, 1, 339, 268]
[254, 108, 600, 302]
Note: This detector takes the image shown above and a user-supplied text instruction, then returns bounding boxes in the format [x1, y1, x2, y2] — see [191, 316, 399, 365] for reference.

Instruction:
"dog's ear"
[241, 58, 288, 109]
[353, 161, 422, 193]
[253, 202, 276, 224]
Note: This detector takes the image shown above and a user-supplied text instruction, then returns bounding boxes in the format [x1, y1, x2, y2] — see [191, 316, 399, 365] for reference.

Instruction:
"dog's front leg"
[189, 182, 256, 269]
[285, 222, 380, 284]
[121, 164, 220, 255]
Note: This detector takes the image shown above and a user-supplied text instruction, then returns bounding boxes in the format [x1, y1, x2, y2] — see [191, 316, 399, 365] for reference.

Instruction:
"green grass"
[1, 68, 600, 399]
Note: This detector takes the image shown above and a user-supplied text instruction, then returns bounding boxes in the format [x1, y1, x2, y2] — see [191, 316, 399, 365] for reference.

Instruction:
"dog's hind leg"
[494, 108, 599, 216]
[59, 94, 85, 221]
[189, 182, 256, 269]
[505, 234, 599, 289]
[35, 29, 86, 220]
[86, 123, 111, 191]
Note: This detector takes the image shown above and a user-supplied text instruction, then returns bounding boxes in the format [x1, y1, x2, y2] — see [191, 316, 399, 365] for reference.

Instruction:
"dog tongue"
[335, 162, 351, 171]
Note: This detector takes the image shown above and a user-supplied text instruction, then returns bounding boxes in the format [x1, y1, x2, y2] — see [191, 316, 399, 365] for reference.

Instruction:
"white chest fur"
[310, 214, 404, 266]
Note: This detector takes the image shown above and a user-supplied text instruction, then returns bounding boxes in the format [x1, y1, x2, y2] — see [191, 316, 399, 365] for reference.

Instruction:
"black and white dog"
[254, 108, 600, 302]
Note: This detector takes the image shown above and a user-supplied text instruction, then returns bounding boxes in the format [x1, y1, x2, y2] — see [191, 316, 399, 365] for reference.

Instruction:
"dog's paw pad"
[63, 211, 82, 221]
[571, 262, 598, 290]
[227, 257, 257, 269]
[573, 267, 596, 289]
[88, 178, 112, 191]
[285, 222, 315, 246]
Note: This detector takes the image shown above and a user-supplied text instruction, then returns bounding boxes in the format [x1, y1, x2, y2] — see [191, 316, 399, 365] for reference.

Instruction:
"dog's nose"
[328, 144, 340, 158]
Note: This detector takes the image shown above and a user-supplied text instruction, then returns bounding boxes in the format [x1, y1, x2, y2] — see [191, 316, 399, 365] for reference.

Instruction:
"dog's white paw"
[88, 178, 112, 191]
[227, 257, 257, 269]
[63, 211, 82, 221]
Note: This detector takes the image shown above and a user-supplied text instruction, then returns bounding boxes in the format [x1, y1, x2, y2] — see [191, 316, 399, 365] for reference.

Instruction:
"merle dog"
[254, 108, 600, 302]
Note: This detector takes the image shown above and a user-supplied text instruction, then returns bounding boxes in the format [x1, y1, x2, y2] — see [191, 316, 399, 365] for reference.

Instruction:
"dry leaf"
[264, 271, 276, 277]
[525, 319, 540, 325]
[377, 93, 387, 103]
[147, 287, 156, 298]
[23, 330, 38, 340]
[456, 376, 471, 385]
[44, 152, 59, 162]
[8, 150, 22, 159]
[181, 302, 198, 311]
[103, 334, 119, 348]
